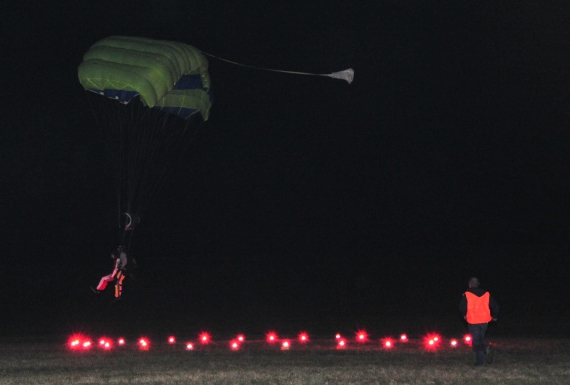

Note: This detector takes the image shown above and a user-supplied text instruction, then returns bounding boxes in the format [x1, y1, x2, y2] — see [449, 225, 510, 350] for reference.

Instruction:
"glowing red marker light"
[400, 334, 408, 342]
[138, 338, 150, 350]
[230, 340, 240, 350]
[199, 332, 211, 345]
[118, 338, 125, 346]
[382, 338, 394, 348]
[98, 338, 112, 350]
[168, 336, 176, 344]
[464, 334, 472, 344]
[281, 340, 291, 350]
[186, 342, 194, 350]
[266, 331, 278, 343]
[423, 334, 441, 350]
[336, 338, 347, 349]
[356, 330, 368, 343]
[335, 333, 342, 340]
[68, 334, 89, 350]
[236, 334, 245, 342]
[450, 339, 458, 347]
[298, 332, 309, 343]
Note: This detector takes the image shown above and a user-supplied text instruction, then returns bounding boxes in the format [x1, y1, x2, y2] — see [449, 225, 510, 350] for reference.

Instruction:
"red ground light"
[336, 338, 347, 349]
[186, 342, 194, 350]
[281, 340, 291, 350]
[236, 334, 245, 342]
[138, 338, 150, 350]
[168, 336, 176, 344]
[298, 332, 309, 343]
[117, 338, 125, 346]
[199, 332, 211, 344]
[98, 337, 113, 350]
[356, 330, 369, 343]
[450, 339, 458, 347]
[464, 334, 472, 345]
[68, 334, 91, 351]
[229, 340, 240, 350]
[381, 338, 394, 348]
[400, 334, 408, 342]
[423, 333, 442, 350]
[266, 331, 278, 343]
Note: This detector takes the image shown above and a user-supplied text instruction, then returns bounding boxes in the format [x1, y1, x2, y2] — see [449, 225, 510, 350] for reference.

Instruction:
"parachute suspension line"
[200, 51, 354, 84]
[139, 115, 206, 213]
[118, 99, 135, 218]
[121, 99, 157, 217]
[91, 94, 201, 221]
[127, 101, 148, 214]
[110, 98, 201, 218]
[85, 92, 124, 227]
[131, 105, 167, 216]
[137, 112, 172, 213]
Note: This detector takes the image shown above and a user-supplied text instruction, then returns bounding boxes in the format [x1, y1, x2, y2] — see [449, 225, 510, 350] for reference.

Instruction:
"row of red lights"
[69, 332, 473, 352]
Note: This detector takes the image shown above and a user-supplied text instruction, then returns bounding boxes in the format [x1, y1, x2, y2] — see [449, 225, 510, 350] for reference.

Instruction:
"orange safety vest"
[465, 292, 492, 324]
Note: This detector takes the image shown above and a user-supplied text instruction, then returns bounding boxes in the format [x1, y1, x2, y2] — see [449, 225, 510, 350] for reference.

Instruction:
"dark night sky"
[1, 1, 570, 337]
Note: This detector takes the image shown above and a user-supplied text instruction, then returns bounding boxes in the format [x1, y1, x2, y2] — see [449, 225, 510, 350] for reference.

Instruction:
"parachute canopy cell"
[78, 36, 211, 120]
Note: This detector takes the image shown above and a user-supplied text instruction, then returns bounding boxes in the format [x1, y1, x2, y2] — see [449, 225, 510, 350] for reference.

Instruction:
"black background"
[1, 1, 569, 339]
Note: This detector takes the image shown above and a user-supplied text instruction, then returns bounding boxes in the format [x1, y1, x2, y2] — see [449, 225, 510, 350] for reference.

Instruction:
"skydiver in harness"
[91, 247, 128, 299]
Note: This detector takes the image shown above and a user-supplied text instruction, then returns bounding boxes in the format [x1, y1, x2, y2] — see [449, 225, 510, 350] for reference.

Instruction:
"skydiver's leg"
[96, 274, 115, 291]
[114, 271, 125, 298]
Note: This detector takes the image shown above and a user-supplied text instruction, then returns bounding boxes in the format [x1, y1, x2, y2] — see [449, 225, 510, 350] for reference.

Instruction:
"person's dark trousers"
[468, 323, 488, 365]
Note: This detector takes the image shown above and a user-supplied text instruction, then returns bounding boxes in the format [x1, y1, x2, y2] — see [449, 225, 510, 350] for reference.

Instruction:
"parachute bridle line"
[200, 51, 354, 84]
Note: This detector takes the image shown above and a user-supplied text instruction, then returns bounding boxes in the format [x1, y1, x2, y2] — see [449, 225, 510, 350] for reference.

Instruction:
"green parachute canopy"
[78, 36, 214, 227]
[78, 36, 211, 120]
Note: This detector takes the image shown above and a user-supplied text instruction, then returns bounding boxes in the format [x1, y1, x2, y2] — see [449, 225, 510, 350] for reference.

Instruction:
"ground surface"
[1, 337, 569, 384]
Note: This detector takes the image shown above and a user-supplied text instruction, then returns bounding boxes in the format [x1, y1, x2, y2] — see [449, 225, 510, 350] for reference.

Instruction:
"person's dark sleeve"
[489, 296, 499, 318]
[459, 294, 467, 317]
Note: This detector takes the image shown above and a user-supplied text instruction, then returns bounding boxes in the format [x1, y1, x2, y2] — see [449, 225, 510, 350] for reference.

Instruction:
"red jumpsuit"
[96, 252, 127, 297]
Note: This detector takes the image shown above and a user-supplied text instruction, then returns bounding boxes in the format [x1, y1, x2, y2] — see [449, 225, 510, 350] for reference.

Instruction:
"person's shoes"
[475, 351, 485, 366]
[485, 345, 495, 364]
[91, 287, 100, 294]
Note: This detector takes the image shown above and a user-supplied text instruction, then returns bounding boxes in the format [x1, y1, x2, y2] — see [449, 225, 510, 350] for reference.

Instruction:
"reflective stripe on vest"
[465, 292, 492, 324]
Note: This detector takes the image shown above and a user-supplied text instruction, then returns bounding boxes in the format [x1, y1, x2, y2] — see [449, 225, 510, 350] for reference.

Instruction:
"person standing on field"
[459, 277, 499, 366]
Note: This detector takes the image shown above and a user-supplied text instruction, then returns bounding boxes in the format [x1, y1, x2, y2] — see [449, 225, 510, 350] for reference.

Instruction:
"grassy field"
[1, 337, 569, 384]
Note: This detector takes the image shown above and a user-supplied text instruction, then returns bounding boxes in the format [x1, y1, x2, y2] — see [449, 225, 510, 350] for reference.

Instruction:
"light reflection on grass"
[0, 338, 569, 384]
